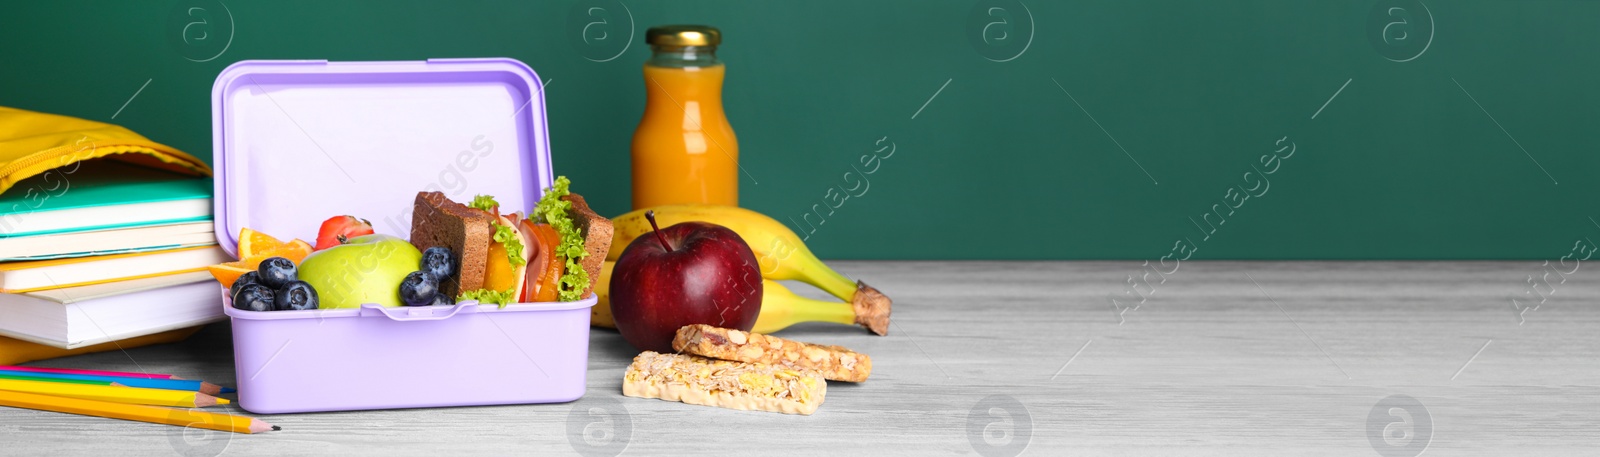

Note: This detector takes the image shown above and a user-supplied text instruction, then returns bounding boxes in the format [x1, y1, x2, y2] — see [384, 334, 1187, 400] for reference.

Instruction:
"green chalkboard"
[2, 1, 1595, 260]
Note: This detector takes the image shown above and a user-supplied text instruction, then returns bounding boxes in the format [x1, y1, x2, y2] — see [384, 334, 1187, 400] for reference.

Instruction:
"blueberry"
[432, 292, 456, 307]
[275, 281, 319, 311]
[399, 271, 438, 307]
[257, 257, 297, 289]
[230, 271, 261, 299]
[231, 283, 275, 312]
[421, 247, 456, 281]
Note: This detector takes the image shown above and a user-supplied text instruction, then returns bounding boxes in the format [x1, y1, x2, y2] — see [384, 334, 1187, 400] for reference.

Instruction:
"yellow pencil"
[0, 390, 277, 434]
[0, 378, 226, 408]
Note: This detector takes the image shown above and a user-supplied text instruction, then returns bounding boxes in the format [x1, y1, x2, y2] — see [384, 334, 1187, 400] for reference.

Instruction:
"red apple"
[611, 211, 763, 352]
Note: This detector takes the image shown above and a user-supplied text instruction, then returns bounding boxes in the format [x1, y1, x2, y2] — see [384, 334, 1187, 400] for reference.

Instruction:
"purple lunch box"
[211, 58, 593, 413]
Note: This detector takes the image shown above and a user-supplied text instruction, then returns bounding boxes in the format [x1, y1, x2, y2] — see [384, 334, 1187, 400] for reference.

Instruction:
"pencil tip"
[272, 426, 281, 431]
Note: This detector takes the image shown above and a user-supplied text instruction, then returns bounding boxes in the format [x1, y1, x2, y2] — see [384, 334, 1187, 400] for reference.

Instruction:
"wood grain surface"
[0, 261, 1595, 456]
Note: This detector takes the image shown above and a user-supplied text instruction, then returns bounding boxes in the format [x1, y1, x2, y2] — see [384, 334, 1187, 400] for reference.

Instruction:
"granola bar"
[622, 351, 826, 415]
[672, 324, 872, 382]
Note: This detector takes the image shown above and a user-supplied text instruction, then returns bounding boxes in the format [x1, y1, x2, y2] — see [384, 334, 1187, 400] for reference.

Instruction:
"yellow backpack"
[0, 106, 211, 195]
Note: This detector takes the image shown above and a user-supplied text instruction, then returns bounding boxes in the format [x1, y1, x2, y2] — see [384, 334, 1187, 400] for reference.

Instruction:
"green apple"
[298, 234, 421, 309]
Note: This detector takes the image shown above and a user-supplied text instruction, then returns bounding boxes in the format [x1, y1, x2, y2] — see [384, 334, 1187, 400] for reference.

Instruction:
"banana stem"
[788, 295, 857, 326]
[808, 265, 859, 302]
[795, 259, 891, 336]
[761, 279, 890, 336]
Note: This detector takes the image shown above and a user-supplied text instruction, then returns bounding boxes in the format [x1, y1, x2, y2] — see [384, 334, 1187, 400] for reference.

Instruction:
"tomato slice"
[532, 224, 563, 303]
[528, 220, 553, 303]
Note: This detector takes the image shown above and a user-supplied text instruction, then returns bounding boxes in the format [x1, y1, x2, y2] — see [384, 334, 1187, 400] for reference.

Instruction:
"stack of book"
[0, 161, 227, 352]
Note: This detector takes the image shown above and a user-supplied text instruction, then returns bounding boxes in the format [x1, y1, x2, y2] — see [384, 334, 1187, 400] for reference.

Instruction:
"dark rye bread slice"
[562, 193, 612, 299]
[410, 192, 494, 298]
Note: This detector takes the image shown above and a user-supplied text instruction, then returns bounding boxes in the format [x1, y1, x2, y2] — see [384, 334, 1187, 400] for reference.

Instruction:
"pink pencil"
[0, 365, 180, 380]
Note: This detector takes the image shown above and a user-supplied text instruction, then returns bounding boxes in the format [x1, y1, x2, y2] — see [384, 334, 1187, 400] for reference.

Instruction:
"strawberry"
[314, 215, 375, 250]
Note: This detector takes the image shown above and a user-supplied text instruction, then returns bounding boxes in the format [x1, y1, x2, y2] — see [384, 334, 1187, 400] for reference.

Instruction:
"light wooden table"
[2, 261, 1596, 456]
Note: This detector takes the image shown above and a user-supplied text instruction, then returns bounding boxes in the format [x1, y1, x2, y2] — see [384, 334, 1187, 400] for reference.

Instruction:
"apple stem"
[645, 210, 673, 252]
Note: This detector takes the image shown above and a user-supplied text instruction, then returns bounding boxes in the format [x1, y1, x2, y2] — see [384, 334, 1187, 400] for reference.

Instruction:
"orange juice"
[631, 25, 739, 209]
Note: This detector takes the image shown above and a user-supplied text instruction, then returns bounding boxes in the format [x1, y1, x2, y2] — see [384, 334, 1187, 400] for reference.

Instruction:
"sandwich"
[409, 176, 612, 305]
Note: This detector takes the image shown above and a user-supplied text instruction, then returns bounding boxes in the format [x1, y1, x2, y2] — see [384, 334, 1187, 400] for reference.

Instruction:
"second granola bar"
[671, 324, 872, 382]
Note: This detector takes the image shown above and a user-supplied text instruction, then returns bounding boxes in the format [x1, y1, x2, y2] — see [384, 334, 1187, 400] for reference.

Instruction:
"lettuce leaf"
[534, 176, 590, 301]
[492, 222, 527, 267]
[458, 288, 516, 308]
[469, 194, 525, 267]
[469, 195, 499, 212]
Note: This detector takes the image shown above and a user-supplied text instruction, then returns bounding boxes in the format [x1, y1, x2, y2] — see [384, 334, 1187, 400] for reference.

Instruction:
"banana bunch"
[595, 205, 891, 335]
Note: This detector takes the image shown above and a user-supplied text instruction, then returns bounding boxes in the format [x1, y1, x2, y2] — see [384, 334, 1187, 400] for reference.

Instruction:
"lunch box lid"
[210, 58, 553, 256]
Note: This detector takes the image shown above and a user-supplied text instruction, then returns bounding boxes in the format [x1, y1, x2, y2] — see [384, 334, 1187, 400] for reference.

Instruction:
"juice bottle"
[631, 25, 739, 209]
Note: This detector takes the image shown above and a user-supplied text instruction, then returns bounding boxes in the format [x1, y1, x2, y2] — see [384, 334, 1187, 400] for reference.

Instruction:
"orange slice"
[237, 228, 289, 259]
[235, 227, 313, 264]
[207, 261, 254, 290]
[212, 228, 316, 290]
[250, 239, 314, 265]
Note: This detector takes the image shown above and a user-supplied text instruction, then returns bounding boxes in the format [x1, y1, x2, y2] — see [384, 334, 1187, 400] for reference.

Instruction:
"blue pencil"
[0, 370, 228, 395]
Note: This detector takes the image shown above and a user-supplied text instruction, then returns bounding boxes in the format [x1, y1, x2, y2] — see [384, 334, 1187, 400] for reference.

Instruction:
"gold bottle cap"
[646, 25, 721, 47]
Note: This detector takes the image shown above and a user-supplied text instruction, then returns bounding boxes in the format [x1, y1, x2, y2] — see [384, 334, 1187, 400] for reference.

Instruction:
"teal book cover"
[0, 161, 212, 237]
